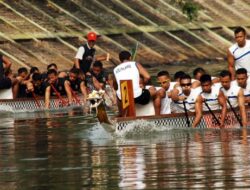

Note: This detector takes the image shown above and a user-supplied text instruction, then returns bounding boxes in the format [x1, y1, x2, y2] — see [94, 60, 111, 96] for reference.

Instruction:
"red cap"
[87, 32, 97, 41]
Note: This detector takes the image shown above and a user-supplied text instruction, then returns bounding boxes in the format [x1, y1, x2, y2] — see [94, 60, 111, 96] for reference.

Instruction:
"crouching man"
[220, 70, 247, 127]
[44, 69, 73, 109]
[198, 74, 227, 128]
[113, 51, 159, 116]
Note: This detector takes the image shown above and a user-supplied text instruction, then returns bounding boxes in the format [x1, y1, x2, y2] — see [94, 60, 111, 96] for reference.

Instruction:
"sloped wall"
[0, 0, 249, 72]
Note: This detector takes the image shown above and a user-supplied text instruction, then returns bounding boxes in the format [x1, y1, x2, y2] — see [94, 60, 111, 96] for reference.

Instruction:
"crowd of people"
[0, 31, 114, 109]
[0, 26, 250, 127]
[113, 26, 250, 128]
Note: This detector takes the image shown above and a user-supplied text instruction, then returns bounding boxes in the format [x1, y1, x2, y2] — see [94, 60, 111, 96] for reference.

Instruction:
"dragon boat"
[0, 88, 85, 112]
[92, 80, 247, 134]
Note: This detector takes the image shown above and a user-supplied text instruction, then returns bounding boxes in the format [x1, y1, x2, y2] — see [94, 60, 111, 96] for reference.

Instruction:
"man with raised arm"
[219, 70, 247, 127]
[198, 74, 227, 128]
[113, 51, 158, 116]
[172, 74, 202, 127]
[74, 32, 108, 75]
[228, 27, 250, 79]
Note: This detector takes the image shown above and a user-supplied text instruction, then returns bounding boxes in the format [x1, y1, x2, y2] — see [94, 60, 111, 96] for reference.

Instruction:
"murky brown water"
[2, 61, 249, 190]
[1, 108, 250, 190]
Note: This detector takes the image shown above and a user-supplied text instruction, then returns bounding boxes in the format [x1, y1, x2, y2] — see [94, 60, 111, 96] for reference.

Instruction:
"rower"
[113, 51, 158, 116]
[172, 74, 202, 127]
[198, 74, 227, 127]
[0, 54, 18, 99]
[220, 70, 247, 127]
[235, 68, 250, 104]
[44, 69, 73, 109]
[67, 68, 88, 103]
[155, 71, 172, 114]
[26, 73, 45, 97]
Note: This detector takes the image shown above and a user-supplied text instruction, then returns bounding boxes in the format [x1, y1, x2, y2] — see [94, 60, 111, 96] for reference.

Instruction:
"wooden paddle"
[183, 100, 190, 127]
[50, 83, 68, 106]
[31, 91, 41, 109]
[227, 99, 243, 126]
[204, 99, 221, 126]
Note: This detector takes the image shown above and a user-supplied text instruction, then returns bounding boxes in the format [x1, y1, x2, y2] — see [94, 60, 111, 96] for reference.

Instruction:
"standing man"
[74, 32, 97, 75]
[74, 32, 109, 75]
[228, 27, 250, 79]
[220, 70, 247, 127]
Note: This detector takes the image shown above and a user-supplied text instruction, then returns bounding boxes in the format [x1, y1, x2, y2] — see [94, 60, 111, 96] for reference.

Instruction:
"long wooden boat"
[0, 89, 84, 112]
[94, 80, 246, 134]
[0, 97, 85, 112]
[96, 101, 246, 134]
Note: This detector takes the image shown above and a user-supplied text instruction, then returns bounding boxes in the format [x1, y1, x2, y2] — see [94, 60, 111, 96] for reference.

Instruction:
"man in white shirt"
[228, 27, 250, 79]
[172, 74, 202, 128]
[113, 51, 158, 116]
[198, 74, 227, 127]
[235, 68, 250, 104]
[220, 70, 247, 127]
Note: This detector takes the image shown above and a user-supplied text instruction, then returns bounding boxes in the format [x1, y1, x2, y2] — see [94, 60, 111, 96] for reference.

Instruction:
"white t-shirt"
[114, 61, 142, 99]
[75, 43, 91, 60]
[221, 81, 241, 108]
[155, 86, 171, 114]
[75, 47, 84, 60]
[173, 87, 202, 112]
[201, 85, 221, 111]
[229, 40, 250, 74]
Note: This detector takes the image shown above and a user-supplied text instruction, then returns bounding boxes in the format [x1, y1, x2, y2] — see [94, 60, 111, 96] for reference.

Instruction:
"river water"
[1, 109, 250, 189]
[2, 62, 250, 189]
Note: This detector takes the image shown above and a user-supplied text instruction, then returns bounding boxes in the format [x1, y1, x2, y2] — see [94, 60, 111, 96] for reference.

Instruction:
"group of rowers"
[0, 54, 114, 109]
[1, 26, 250, 128]
[114, 51, 249, 128]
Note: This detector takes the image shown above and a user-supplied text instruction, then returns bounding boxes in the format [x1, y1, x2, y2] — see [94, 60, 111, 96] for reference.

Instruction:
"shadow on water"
[1, 105, 250, 189]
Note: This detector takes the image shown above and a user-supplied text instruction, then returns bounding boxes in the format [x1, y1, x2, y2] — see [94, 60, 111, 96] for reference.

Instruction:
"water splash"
[114, 119, 175, 138]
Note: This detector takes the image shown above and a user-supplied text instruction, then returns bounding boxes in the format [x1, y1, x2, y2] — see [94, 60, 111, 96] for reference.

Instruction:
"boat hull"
[0, 96, 84, 112]
[101, 109, 245, 134]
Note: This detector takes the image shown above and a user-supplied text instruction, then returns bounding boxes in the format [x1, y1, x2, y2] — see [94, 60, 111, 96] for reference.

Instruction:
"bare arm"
[80, 81, 88, 102]
[45, 86, 51, 109]
[227, 49, 235, 80]
[192, 95, 203, 128]
[64, 80, 73, 104]
[218, 90, 227, 127]
[74, 58, 80, 69]
[2, 55, 12, 69]
[136, 63, 150, 84]
[92, 76, 103, 90]
[238, 88, 247, 127]
[171, 88, 181, 101]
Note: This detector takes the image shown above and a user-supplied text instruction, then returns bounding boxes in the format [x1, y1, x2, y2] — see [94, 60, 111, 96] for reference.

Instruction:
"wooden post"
[120, 80, 135, 117]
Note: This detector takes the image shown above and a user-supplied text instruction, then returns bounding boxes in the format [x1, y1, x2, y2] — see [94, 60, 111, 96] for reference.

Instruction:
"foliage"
[176, 0, 199, 21]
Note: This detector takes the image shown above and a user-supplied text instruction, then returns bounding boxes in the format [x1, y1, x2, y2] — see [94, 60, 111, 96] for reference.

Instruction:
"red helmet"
[87, 32, 97, 41]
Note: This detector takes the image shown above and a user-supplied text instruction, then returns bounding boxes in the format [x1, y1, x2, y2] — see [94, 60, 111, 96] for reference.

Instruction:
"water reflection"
[119, 146, 146, 189]
[1, 110, 250, 189]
